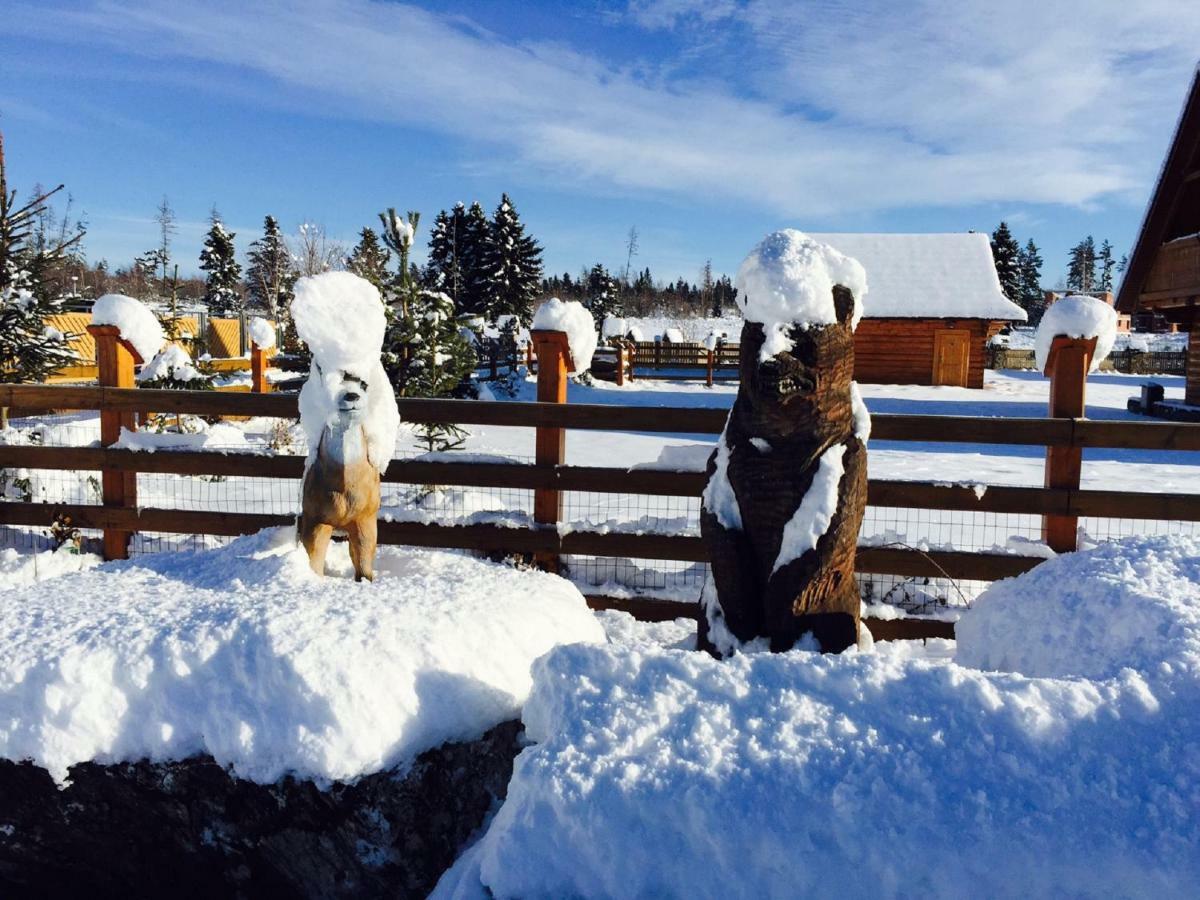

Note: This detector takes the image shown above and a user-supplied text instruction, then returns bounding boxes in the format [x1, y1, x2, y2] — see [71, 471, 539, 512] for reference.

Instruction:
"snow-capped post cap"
[735, 229, 868, 361]
[247, 317, 276, 351]
[90, 293, 166, 364]
[291, 272, 386, 377]
[1033, 295, 1117, 375]
[531, 298, 597, 374]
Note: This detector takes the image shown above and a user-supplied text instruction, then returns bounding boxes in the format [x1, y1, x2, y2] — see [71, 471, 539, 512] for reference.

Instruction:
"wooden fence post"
[86, 324, 142, 560]
[531, 329, 573, 572]
[615, 343, 626, 387]
[706, 348, 715, 388]
[1042, 335, 1097, 553]
[251, 342, 270, 394]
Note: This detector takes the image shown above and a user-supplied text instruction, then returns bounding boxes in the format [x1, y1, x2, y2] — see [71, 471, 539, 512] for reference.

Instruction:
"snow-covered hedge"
[440, 534, 1200, 898]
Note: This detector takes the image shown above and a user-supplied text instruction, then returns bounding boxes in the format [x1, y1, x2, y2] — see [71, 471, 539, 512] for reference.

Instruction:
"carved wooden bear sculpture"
[699, 285, 867, 654]
[298, 370, 381, 582]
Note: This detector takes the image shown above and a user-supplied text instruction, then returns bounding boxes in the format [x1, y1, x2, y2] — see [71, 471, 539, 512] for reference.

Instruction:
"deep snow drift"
[438, 534, 1200, 899]
[1033, 294, 1118, 374]
[735, 229, 867, 359]
[0, 529, 605, 785]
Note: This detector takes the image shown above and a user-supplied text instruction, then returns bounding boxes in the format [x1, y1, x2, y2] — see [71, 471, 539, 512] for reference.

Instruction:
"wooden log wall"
[852, 318, 1002, 388]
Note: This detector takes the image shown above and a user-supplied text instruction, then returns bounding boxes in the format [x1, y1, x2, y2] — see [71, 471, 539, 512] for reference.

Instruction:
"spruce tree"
[245, 215, 295, 321]
[584, 263, 621, 323]
[199, 216, 243, 317]
[478, 194, 543, 324]
[460, 201, 491, 316]
[1066, 236, 1096, 292]
[347, 227, 392, 297]
[424, 205, 467, 304]
[0, 132, 82, 425]
[990, 221, 1021, 301]
[1097, 239, 1115, 292]
[1017, 239, 1045, 324]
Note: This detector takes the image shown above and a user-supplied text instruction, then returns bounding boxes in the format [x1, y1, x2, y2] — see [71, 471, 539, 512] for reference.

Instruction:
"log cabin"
[1115, 65, 1200, 408]
[810, 232, 1026, 388]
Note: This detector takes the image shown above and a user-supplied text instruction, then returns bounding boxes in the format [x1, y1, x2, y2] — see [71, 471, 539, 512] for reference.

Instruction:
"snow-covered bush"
[136, 343, 214, 392]
[1033, 294, 1117, 373]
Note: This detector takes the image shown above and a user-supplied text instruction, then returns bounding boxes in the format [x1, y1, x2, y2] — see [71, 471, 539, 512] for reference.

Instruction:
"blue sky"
[2, 0, 1197, 287]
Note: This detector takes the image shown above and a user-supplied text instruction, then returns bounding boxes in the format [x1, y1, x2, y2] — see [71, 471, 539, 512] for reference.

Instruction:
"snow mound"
[532, 298, 597, 374]
[440, 534, 1200, 899]
[0, 546, 101, 591]
[291, 272, 386, 376]
[1033, 295, 1118, 374]
[957, 534, 1200, 680]
[735, 230, 867, 360]
[601, 316, 627, 339]
[0, 529, 605, 786]
[247, 317, 276, 350]
[136, 344, 204, 383]
[91, 293, 165, 363]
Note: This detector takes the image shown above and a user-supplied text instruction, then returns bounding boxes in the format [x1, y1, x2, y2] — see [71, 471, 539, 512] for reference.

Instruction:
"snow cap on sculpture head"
[291, 272, 400, 472]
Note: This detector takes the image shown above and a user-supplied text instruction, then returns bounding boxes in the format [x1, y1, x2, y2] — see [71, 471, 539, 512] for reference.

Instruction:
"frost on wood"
[700, 275, 868, 655]
[1033, 294, 1118, 373]
[90, 293, 165, 362]
[246, 316, 275, 350]
[443, 532, 1200, 900]
[734, 229, 868, 361]
[531, 297, 597, 373]
[0, 529, 605, 786]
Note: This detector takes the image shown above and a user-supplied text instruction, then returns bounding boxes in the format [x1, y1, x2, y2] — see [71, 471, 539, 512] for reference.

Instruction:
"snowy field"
[2, 368, 1198, 608]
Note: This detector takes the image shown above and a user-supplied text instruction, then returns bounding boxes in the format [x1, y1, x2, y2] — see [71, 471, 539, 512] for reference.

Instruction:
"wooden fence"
[988, 346, 1188, 375]
[3, 381, 1200, 640]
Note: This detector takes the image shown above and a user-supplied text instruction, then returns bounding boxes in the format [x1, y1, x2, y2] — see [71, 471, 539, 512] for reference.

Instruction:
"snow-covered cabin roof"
[807, 233, 1026, 321]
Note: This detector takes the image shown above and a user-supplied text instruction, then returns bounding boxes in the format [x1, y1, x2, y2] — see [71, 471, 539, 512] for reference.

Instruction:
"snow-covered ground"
[436, 534, 1200, 899]
[997, 324, 1188, 353]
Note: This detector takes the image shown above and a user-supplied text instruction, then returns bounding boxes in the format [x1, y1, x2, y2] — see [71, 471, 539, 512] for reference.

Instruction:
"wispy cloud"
[8, 0, 1197, 219]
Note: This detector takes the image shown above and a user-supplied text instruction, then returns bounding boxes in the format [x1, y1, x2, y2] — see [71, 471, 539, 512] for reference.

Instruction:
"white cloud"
[8, 0, 1198, 219]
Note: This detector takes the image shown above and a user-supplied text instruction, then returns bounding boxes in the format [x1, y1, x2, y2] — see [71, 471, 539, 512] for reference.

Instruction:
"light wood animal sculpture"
[298, 372, 381, 581]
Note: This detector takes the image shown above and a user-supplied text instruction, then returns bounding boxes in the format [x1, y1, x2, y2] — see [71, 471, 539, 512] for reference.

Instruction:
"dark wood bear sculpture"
[699, 285, 867, 654]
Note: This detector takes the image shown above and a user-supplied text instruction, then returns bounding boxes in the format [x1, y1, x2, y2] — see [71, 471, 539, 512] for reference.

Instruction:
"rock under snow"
[91, 293, 165, 363]
[1033, 294, 1118, 374]
[531, 298, 597, 374]
[0, 529, 604, 786]
[438, 534, 1200, 899]
[735, 230, 867, 360]
[247, 316, 276, 350]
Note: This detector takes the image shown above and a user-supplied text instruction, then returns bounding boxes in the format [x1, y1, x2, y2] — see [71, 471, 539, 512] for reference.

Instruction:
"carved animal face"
[738, 285, 857, 434]
[334, 372, 369, 423]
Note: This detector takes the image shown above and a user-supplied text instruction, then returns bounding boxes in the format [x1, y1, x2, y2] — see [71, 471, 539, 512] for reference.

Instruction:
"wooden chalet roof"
[1117, 65, 1200, 314]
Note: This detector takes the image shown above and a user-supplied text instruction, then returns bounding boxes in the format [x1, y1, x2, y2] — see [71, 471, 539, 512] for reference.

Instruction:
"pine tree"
[460, 201, 491, 316]
[699, 260, 715, 317]
[245, 215, 295, 322]
[479, 194, 543, 324]
[1017, 239, 1045, 324]
[584, 263, 621, 323]
[347, 227, 392, 297]
[1066, 236, 1096, 292]
[424, 205, 467, 303]
[1097, 239, 1115, 292]
[990, 221, 1021, 301]
[713, 274, 736, 317]
[199, 216, 243, 317]
[0, 132, 83, 425]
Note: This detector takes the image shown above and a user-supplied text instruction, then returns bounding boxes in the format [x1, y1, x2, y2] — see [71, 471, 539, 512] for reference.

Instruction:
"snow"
[114, 423, 254, 453]
[957, 534, 1200, 680]
[247, 317, 276, 350]
[438, 535, 1200, 899]
[1034, 294, 1119, 374]
[735, 230, 868, 360]
[850, 381, 871, 441]
[601, 316, 627, 339]
[136, 344, 204, 384]
[632, 443, 712, 472]
[0, 528, 605, 786]
[0, 545, 101, 591]
[809, 232, 1027, 321]
[699, 431, 739, 530]
[90, 293, 165, 363]
[771, 442, 847, 573]
[662, 327, 685, 343]
[531, 298, 597, 374]
[292, 272, 400, 473]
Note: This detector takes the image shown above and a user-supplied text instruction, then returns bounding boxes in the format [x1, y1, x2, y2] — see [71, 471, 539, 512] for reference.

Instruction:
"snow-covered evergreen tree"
[460, 201, 491, 317]
[347, 227, 392, 298]
[1066, 236, 1096, 292]
[424, 205, 468, 305]
[0, 132, 81, 425]
[245, 215, 295, 321]
[199, 216, 243, 317]
[480, 194, 543, 324]
[990, 221, 1021, 301]
[1097, 239, 1115, 292]
[584, 263, 621, 323]
[1017, 239, 1045, 324]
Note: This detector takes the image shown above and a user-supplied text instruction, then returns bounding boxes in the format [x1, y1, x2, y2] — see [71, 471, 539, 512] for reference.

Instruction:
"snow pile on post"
[1033, 294, 1117, 373]
[0, 529, 605, 786]
[292, 272, 399, 470]
[91, 293, 165, 362]
[136, 344, 205, 384]
[735, 230, 867, 360]
[438, 534, 1200, 898]
[247, 317, 276, 350]
[601, 316, 627, 340]
[531, 298, 597, 373]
